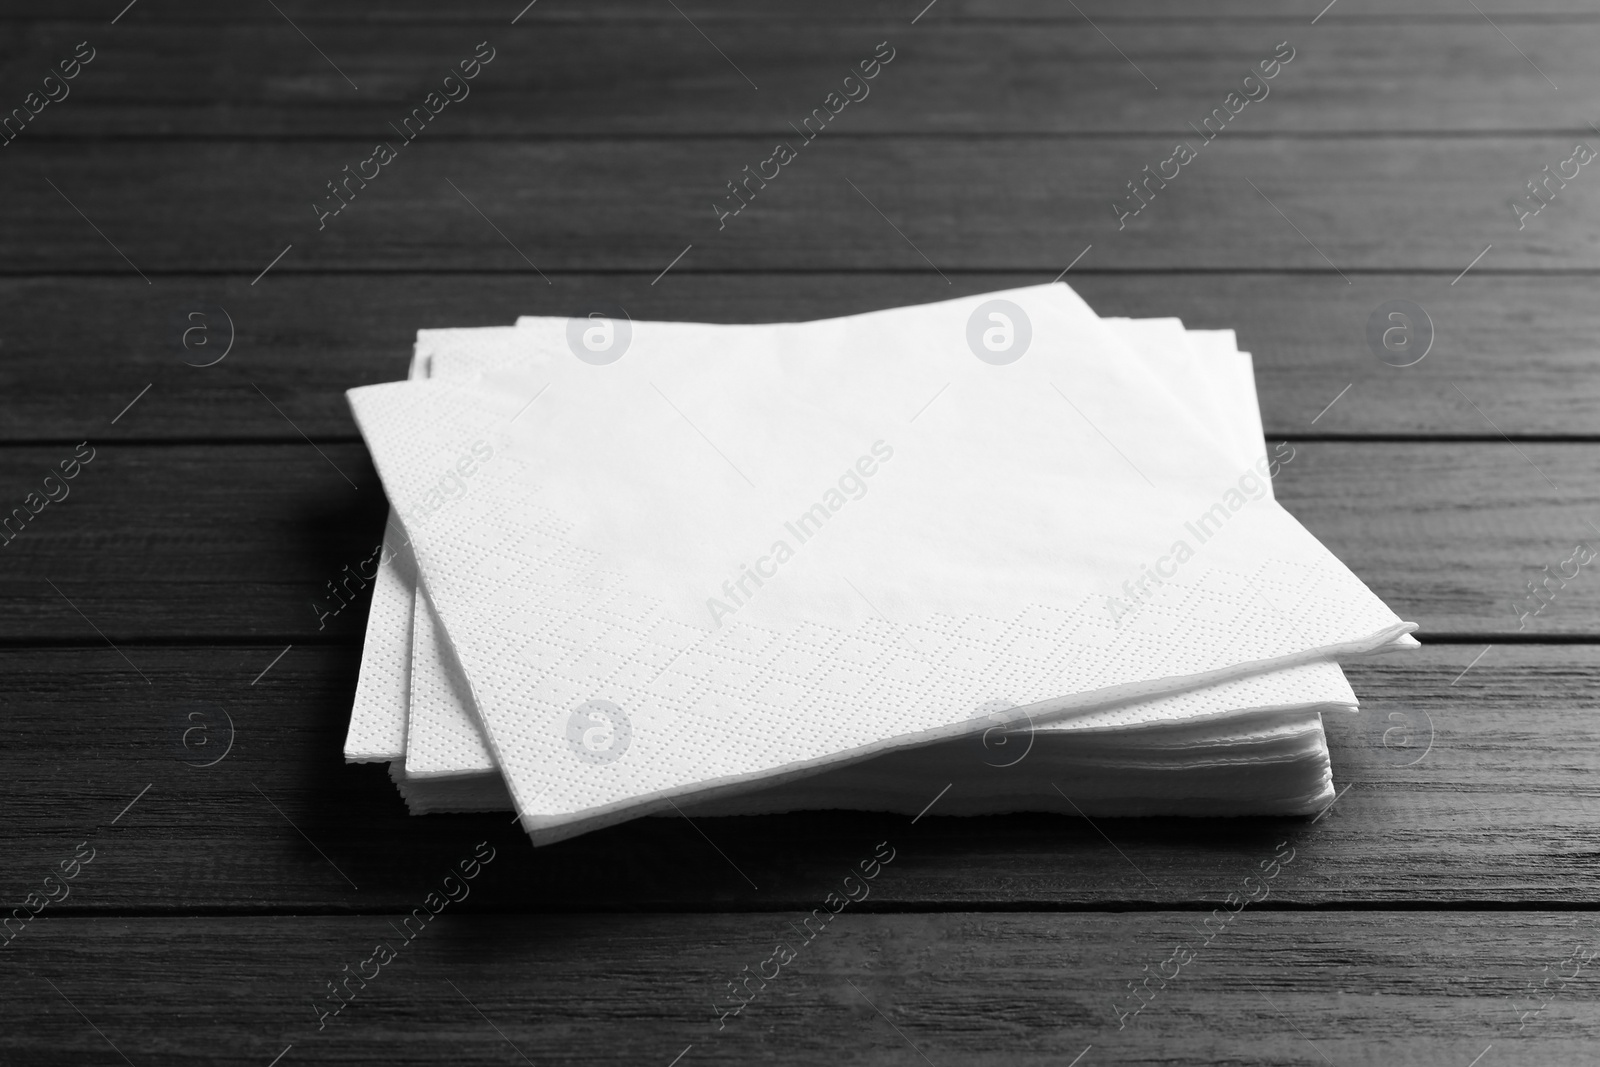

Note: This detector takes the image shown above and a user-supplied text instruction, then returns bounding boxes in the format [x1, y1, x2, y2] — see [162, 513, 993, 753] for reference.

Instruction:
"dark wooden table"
[4, 2, 1598, 1063]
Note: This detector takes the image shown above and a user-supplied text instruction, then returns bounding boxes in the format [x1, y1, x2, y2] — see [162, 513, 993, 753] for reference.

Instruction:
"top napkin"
[347, 283, 1414, 843]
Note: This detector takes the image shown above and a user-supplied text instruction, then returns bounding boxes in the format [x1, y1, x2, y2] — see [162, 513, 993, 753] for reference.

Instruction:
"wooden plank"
[1, 644, 1596, 911]
[0, 138, 1589, 273]
[1, 912, 1591, 1066]
[0, 3, 1585, 1061]
[6, 23, 1600, 136]
[0, 444, 389, 641]
[1, 273, 1591, 444]
[1274, 442, 1600, 636]
[0, 441, 1596, 638]
[15, 0, 1600, 21]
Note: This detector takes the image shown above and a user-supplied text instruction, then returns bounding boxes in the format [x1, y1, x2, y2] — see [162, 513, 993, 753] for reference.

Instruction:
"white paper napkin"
[395, 312, 1368, 785]
[349, 309, 1366, 773]
[347, 284, 1414, 843]
[394, 706, 1342, 819]
[390, 311, 1376, 819]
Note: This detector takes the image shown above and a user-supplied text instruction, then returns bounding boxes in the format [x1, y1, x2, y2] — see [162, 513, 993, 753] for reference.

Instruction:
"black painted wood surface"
[2, 3, 1596, 1065]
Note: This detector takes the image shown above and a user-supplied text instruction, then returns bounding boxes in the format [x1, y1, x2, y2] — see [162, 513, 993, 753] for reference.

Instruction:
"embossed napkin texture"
[346, 285, 1414, 841]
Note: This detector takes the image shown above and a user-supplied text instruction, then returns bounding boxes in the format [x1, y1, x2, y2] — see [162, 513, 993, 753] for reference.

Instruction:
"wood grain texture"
[4, 1, 1596, 1061]
[0, 138, 1586, 273]
[4, 22, 1600, 136]
[0, 273, 1590, 443]
[0, 441, 1595, 639]
[0, 644, 1595, 910]
[13, 0, 1600, 21]
[1, 912, 1592, 1067]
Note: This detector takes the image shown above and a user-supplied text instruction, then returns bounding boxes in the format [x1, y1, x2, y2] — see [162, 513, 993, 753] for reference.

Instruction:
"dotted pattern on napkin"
[405, 587, 495, 776]
[342, 332, 451, 763]
[348, 373, 1411, 846]
[393, 709, 1337, 817]
[392, 320, 1363, 782]
[343, 521, 415, 761]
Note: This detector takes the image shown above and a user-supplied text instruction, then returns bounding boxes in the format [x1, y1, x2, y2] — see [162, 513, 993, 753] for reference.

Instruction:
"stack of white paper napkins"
[343, 284, 1417, 845]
